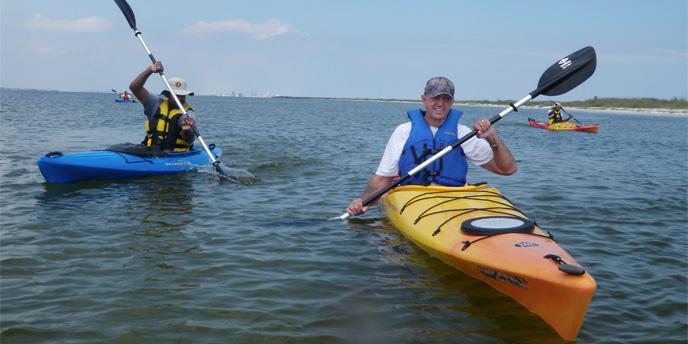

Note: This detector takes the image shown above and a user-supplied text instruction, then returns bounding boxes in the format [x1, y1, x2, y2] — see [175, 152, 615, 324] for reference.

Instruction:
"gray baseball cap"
[424, 77, 455, 98]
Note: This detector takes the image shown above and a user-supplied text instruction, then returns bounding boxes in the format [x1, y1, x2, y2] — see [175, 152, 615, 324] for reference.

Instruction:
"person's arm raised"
[129, 61, 162, 104]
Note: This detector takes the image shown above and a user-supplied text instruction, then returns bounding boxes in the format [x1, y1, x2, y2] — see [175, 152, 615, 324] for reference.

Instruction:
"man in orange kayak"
[346, 77, 517, 216]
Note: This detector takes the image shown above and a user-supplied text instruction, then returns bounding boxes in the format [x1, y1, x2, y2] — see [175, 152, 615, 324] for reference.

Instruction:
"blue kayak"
[38, 144, 223, 184]
[114, 98, 137, 103]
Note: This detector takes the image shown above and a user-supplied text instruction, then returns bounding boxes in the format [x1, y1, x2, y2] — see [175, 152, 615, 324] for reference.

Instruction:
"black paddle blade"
[114, 0, 137, 30]
[533, 46, 596, 97]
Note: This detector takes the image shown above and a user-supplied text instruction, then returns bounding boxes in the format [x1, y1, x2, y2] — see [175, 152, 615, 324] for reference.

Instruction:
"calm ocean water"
[1, 89, 687, 343]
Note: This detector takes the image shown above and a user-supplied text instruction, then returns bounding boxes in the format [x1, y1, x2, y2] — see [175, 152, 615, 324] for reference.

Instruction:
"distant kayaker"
[129, 61, 196, 152]
[346, 77, 517, 216]
[120, 90, 131, 100]
[547, 103, 571, 125]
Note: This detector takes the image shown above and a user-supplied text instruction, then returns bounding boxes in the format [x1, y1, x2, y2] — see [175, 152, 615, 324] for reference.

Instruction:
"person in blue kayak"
[547, 102, 571, 125]
[119, 90, 131, 101]
[346, 76, 517, 216]
[129, 61, 197, 152]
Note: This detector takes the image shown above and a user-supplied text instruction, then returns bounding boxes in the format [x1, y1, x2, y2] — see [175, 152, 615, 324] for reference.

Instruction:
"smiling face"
[421, 93, 453, 127]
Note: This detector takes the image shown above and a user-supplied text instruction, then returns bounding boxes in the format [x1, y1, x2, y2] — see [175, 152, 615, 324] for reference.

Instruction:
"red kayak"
[528, 118, 599, 133]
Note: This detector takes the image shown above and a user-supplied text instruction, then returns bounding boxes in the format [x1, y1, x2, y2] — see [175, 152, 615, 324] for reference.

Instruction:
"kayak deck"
[381, 184, 596, 340]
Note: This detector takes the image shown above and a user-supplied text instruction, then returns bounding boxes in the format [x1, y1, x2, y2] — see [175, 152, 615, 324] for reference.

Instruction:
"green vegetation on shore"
[462, 97, 688, 110]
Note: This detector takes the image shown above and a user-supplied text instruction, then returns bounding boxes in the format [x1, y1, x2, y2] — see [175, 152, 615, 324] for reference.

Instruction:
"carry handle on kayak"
[114, 0, 228, 179]
[338, 46, 596, 220]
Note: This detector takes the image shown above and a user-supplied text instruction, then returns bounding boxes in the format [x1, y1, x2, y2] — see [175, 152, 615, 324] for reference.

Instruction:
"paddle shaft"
[114, 0, 225, 174]
[559, 106, 583, 125]
[339, 46, 597, 220]
[131, 32, 220, 167]
[338, 94, 533, 220]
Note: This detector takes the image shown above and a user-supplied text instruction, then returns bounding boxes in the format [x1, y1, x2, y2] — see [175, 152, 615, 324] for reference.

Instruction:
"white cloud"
[182, 19, 295, 39]
[25, 13, 110, 32]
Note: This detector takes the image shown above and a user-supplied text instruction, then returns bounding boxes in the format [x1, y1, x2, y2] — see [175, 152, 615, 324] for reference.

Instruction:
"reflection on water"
[36, 175, 195, 232]
[35, 174, 199, 276]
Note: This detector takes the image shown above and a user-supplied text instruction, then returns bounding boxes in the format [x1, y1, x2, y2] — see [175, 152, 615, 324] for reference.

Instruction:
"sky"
[1, 0, 686, 101]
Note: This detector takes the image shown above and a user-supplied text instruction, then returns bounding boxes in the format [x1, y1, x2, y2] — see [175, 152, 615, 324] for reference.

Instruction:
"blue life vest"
[398, 109, 468, 186]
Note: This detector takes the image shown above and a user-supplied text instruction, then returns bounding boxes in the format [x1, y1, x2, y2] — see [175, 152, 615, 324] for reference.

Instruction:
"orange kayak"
[528, 118, 599, 133]
[381, 184, 596, 340]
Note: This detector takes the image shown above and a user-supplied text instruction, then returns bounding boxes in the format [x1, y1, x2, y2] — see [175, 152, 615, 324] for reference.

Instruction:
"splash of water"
[199, 163, 258, 184]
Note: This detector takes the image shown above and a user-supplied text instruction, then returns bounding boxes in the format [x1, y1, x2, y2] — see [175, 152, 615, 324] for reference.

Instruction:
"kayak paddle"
[113, 0, 256, 184]
[338, 46, 597, 220]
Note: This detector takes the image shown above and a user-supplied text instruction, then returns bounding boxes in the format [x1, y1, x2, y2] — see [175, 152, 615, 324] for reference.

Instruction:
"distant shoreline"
[455, 102, 688, 117]
[273, 96, 688, 116]
[2, 88, 686, 116]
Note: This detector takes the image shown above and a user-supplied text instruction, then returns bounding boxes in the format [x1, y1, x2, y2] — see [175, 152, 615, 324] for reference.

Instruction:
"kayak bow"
[381, 184, 596, 340]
